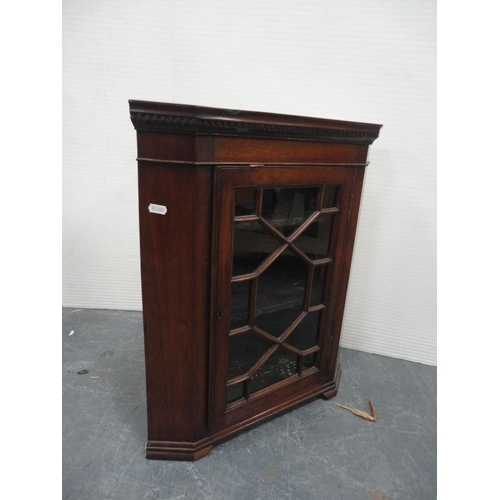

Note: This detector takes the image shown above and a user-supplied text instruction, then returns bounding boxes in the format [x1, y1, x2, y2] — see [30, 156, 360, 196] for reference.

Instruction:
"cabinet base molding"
[145, 373, 342, 461]
[322, 364, 342, 400]
[145, 442, 213, 462]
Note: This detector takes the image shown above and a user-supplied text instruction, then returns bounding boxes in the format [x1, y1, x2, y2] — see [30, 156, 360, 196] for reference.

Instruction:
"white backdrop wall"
[62, 0, 436, 365]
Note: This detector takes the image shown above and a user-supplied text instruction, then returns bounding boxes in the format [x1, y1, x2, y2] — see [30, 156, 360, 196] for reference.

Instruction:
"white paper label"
[148, 203, 167, 215]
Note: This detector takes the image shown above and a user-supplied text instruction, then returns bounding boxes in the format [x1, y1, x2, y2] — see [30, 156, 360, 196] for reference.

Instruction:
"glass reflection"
[254, 254, 308, 338]
[285, 311, 321, 351]
[230, 280, 251, 331]
[227, 382, 244, 404]
[262, 187, 318, 236]
[235, 188, 257, 216]
[310, 265, 328, 307]
[322, 184, 339, 209]
[250, 346, 297, 394]
[226, 184, 335, 403]
[227, 330, 273, 381]
[233, 220, 281, 277]
[294, 213, 333, 260]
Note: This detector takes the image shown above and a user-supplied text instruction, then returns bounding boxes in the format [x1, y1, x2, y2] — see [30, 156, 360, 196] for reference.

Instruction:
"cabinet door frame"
[209, 164, 359, 430]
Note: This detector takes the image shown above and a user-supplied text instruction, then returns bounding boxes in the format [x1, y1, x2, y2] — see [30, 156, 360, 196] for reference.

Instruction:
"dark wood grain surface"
[131, 100, 381, 460]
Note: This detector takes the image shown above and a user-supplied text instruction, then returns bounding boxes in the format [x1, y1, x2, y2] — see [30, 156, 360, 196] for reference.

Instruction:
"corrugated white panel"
[63, 0, 436, 364]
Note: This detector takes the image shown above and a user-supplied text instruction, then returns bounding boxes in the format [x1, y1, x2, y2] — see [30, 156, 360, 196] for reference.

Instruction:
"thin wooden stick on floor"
[334, 399, 377, 422]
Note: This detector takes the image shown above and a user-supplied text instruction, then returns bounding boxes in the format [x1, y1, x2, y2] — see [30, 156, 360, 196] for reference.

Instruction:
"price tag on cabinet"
[148, 203, 167, 215]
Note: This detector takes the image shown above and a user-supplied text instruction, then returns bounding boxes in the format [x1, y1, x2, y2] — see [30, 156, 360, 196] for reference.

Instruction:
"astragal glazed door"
[210, 165, 357, 429]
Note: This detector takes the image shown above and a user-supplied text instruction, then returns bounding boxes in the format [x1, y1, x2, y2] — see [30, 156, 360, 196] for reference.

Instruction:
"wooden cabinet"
[129, 100, 382, 460]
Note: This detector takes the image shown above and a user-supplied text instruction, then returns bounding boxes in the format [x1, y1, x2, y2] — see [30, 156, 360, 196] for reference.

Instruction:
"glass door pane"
[227, 184, 340, 404]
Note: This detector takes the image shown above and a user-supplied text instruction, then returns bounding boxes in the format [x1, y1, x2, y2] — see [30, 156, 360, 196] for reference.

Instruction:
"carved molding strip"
[129, 111, 380, 144]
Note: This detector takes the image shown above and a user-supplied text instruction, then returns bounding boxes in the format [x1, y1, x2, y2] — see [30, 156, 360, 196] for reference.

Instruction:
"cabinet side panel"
[137, 132, 197, 161]
[138, 162, 212, 442]
[137, 133, 215, 162]
[327, 166, 366, 376]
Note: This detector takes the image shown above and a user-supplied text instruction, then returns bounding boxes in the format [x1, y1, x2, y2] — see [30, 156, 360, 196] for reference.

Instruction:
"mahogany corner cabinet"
[129, 100, 382, 461]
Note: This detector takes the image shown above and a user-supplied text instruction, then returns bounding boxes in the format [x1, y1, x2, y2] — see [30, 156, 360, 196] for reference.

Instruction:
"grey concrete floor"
[62, 308, 436, 500]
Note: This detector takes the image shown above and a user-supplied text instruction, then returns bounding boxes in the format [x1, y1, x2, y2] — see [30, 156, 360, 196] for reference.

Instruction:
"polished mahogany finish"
[129, 100, 381, 461]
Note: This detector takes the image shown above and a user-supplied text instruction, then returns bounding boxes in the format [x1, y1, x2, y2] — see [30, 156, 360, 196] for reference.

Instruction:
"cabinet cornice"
[129, 100, 382, 145]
